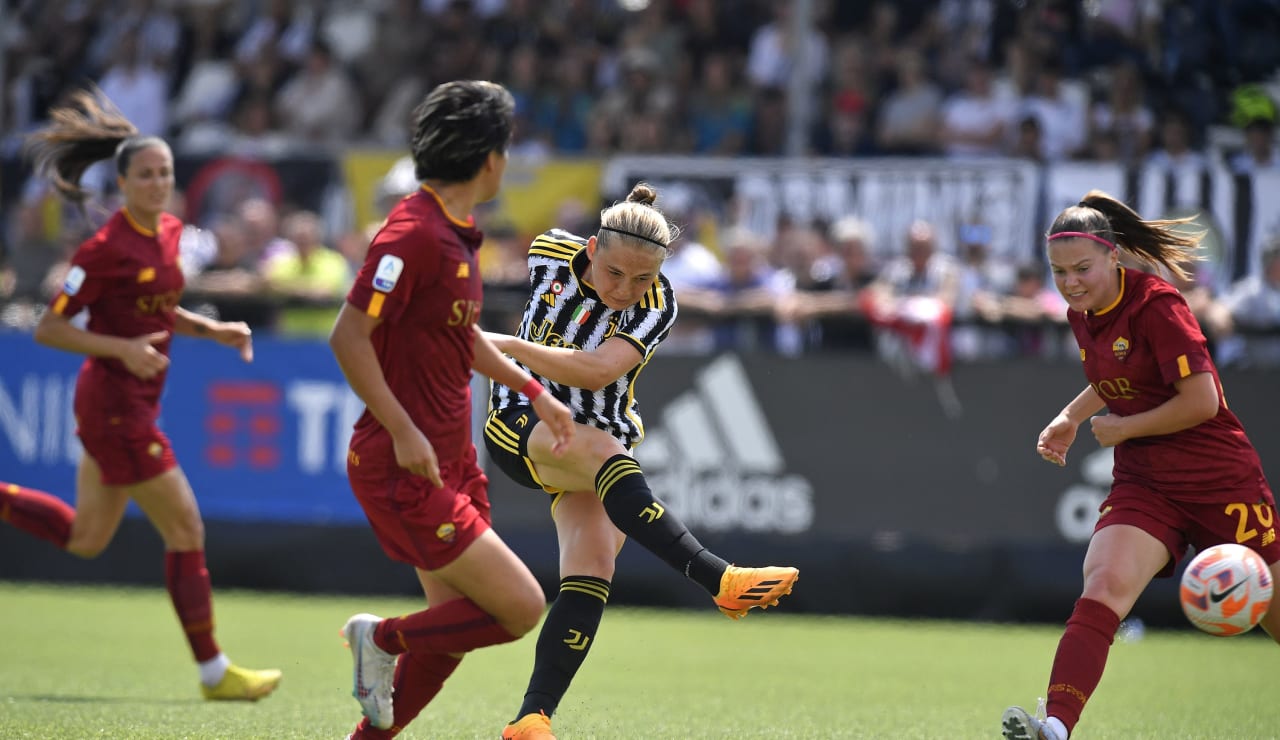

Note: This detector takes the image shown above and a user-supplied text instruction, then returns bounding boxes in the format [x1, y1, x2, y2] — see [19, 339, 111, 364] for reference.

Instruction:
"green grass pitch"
[0, 581, 1273, 739]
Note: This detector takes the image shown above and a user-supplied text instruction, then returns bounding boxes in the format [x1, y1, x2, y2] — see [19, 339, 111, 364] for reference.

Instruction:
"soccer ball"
[1179, 543, 1273, 636]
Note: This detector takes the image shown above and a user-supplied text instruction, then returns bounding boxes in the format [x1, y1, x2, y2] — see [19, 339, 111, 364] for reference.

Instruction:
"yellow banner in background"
[342, 151, 602, 243]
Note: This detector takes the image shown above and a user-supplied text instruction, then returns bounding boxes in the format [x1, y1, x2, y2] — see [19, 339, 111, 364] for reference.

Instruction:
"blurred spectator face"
[1245, 121, 1275, 158]
[836, 236, 870, 276]
[212, 220, 251, 268]
[1161, 115, 1191, 154]
[905, 221, 936, 270]
[725, 244, 764, 285]
[238, 199, 280, 253]
[283, 212, 322, 257]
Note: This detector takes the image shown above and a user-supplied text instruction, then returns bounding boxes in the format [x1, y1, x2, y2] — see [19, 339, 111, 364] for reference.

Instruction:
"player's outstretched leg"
[713, 565, 799, 620]
[592, 456, 800, 617]
[342, 613, 398, 730]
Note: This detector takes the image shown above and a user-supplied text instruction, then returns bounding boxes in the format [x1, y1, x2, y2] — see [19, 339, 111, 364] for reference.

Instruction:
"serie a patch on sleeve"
[63, 266, 86, 296]
[373, 255, 405, 293]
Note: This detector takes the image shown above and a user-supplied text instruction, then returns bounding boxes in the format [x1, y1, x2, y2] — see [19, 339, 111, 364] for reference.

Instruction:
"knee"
[66, 535, 110, 559]
[1080, 567, 1136, 611]
[586, 437, 629, 471]
[161, 516, 205, 551]
[562, 542, 618, 581]
[504, 585, 549, 637]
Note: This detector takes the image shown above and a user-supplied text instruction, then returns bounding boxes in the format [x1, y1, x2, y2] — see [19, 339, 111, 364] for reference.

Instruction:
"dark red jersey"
[1068, 267, 1269, 502]
[50, 208, 185, 410]
[346, 185, 484, 466]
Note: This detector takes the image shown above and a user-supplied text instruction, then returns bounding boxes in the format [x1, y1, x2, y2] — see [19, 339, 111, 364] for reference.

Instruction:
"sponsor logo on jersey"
[373, 255, 405, 292]
[456, 262, 470, 278]
[63, 266, 86, 296]
[137, 267, 156, 283]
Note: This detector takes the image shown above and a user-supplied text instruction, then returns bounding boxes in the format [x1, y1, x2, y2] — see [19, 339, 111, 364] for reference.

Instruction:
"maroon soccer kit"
[1068, 267, 1278, 566]
[50, 209, 184, 485]
[344, 185, 492, 570]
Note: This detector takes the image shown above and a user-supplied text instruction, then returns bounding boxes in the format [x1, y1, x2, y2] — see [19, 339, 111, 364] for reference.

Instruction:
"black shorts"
[483, 405, 552, 492]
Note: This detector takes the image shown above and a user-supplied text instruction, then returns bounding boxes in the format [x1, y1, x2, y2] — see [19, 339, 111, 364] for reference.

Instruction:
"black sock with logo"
[517, 576, 609, 720]
[594, 454, 728, 594]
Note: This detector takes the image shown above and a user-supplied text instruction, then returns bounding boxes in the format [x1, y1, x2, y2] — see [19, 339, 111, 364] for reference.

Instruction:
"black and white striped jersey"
[490, 228, 677, 447]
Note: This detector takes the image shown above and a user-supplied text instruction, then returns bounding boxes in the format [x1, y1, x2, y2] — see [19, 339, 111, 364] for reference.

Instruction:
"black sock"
[594, 454, 727, 594]
[517, 576, 610, 719]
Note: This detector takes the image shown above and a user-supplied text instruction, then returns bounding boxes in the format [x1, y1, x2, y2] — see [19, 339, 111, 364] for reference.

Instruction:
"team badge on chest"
[1111, 336, 1130, 361]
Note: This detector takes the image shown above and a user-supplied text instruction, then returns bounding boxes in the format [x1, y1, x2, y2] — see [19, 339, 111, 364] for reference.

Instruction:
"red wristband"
[520, 377, 544, 401]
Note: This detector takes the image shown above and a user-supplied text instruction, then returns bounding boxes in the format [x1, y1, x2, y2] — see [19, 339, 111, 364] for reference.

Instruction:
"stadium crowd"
[1, 0, 1279, 365]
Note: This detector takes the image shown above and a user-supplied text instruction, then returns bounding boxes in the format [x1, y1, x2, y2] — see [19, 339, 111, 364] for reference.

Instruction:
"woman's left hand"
[213, 321, 254, 363]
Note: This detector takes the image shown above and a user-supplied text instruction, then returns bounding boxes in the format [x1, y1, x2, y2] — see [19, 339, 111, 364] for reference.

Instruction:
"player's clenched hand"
[532, 393, 575, 456]
[1088, 414, 1127, 448]
[392, 427, 443, 487]
[1036, 414, 1077, 467]
[212, 321, 254, 363]
[120, 331, 171, 380]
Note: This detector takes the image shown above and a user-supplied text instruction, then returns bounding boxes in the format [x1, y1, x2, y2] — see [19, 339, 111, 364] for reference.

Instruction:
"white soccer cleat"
[1002, 699, 1065, 740]
[341, 613, 398, 730]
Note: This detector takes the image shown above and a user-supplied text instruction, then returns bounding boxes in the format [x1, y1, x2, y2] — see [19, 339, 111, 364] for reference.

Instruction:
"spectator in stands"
[686, 51, 752, 155]
[745, 0, 829, 91]
[778, 215, 879, 352]
[1229, 115, 1279, 175]
[952, 223, 1015, 359]
[0, 89, 280, 703]
[264, 210, 350, 338]
[1017, 58, 1088, 161]
[97, 30, 170, 138]
[940, 57, 1011, 159]
[236, 197, 294, 267]
[995, 262, 1070, 358]
[681, 226, 792, 353]
[1146, 108, 1207, 176]
[185, 215, 275, 329]
[1220, 239, 1280, 366]
[874, 48, 942, 155]
[864, 220, 959, 375]
[1088, 60, 1154, 167]
[273, 40, 361, 145]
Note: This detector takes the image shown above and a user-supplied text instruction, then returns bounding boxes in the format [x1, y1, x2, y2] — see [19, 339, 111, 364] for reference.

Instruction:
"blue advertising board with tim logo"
[0, 333, 366, 523]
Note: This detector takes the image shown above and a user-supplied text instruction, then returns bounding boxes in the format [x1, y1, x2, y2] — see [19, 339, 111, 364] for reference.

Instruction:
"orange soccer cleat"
[502, 710, 555, 739]
[713, 565, 799, 620]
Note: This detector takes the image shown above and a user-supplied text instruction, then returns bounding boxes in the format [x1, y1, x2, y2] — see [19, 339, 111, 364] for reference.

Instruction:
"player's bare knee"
[161, 519, 205, 551]
[66, 533, 110, 559]
[503, 588, 548, 636]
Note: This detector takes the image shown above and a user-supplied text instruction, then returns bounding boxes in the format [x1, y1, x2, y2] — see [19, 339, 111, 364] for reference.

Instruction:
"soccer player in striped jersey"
[0, 90, 280, 701]
[1001, 191, 1280, 740]
[329, 80, 575, 739]
[484, 182, 799, 740]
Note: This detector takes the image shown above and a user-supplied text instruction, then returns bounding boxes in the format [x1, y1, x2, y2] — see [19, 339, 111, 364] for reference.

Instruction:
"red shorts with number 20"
[1096, 481, 1280, 577]
[347, 442, 492, 571]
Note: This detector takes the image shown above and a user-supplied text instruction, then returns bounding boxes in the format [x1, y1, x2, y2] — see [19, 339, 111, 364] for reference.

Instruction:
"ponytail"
[23, 88, 146, 213]
[1048, 190, 1202, 281]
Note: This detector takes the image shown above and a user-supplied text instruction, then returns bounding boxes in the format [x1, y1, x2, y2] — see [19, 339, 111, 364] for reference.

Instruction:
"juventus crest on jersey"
[490, 228, 678, 448]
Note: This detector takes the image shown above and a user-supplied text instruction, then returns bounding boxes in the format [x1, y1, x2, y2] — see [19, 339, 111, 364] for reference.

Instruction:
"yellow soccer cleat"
[502, 710, 555, 740]
[201, 664, 283, 701]
[713, 565, 799, 620]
